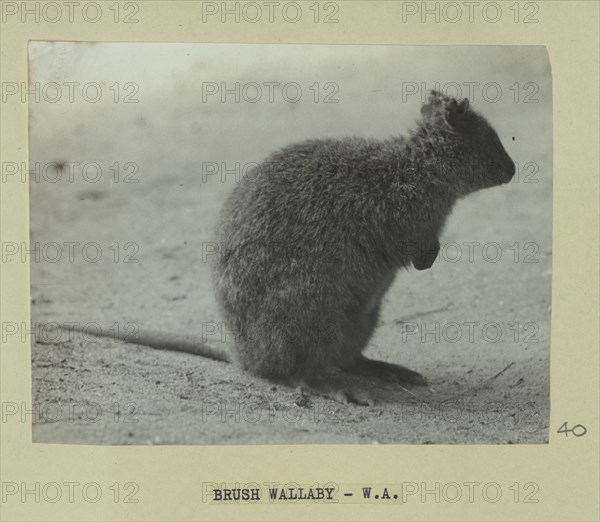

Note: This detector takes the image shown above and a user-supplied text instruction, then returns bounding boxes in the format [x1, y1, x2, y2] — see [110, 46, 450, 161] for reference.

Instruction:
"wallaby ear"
[420, 90, 444, 118]
[421, 91, 471, 130]
[445, 97, 471, 130]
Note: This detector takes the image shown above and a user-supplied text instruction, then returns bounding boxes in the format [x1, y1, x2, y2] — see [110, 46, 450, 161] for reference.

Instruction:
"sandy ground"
[29, 44, 552, 444]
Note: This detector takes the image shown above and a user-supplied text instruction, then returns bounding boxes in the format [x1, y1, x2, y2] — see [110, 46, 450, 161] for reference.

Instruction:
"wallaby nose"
[503, 156, 516, 182]
[507, 159, 516, 177]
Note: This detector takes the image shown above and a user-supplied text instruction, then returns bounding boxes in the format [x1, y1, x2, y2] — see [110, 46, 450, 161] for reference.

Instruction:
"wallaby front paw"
[413, 239, 440, 270]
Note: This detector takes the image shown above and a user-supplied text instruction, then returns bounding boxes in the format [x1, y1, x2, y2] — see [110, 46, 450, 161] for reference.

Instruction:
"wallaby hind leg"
[275, 309, 378, 406]
[340, 303, 383, 357]
[339, 299, 427, 386]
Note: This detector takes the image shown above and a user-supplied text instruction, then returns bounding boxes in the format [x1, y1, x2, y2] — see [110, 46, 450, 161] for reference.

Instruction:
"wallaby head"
[418, 90, 515, 196]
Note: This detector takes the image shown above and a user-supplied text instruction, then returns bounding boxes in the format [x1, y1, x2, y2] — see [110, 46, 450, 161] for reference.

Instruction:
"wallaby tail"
[58, 324, 231, 363]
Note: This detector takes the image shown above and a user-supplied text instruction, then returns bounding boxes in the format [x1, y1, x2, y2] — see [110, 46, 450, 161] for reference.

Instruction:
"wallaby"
[60, 91, 515, 404]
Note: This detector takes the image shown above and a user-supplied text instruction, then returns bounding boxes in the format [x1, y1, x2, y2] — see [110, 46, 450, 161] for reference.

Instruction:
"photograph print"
[27, 43, 552, 445]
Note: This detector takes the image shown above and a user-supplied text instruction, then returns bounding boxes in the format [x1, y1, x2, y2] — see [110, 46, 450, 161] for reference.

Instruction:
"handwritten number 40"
[557, 422, 587, 437]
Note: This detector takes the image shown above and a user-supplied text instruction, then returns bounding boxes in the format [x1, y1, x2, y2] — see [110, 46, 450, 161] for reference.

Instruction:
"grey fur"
[214, 90, 515, 383]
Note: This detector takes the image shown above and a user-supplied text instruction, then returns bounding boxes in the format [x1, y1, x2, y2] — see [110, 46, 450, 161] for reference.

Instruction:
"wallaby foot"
[342, 356, 428, 386]
[290, 376, 374, 406]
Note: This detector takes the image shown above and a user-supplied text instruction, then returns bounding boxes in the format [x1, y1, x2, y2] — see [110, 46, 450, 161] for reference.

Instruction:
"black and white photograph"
[28, 43, 552, 445]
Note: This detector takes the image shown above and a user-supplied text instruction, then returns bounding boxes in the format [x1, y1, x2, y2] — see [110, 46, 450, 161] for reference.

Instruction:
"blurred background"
[28, 43, 551, 187]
